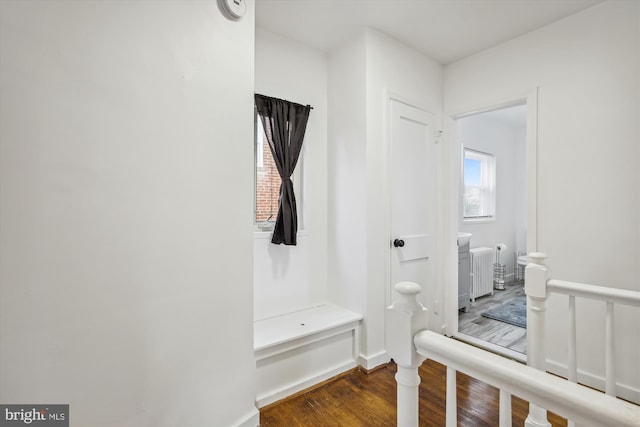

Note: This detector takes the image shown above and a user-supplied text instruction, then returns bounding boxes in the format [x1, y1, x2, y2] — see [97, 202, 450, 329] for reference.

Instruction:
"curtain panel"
[254, 94, 311, 245]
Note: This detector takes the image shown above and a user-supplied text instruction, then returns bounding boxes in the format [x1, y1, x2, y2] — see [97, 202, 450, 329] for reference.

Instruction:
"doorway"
[446, 93, 538, 362]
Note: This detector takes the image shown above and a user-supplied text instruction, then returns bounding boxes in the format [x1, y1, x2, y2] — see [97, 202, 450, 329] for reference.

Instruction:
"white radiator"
[470, 247, 493, 301]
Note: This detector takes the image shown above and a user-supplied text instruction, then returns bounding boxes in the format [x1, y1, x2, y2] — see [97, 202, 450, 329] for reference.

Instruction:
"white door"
[389, 100, 436, 307]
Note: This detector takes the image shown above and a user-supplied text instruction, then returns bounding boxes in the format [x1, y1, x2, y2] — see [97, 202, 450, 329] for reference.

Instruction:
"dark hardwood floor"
[260, 360, 567, 426]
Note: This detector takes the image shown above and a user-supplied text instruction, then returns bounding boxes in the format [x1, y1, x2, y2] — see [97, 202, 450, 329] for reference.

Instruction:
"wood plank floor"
[260, 360, 567, 426]
[459, 281, 527, 354]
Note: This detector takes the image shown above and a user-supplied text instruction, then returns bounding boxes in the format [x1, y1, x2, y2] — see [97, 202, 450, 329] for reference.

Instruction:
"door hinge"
[434, 129, 443, 143]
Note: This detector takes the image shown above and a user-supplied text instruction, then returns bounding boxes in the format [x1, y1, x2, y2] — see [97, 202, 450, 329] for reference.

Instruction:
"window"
[255, 118, 278, 227]
[463, 148, 495, 220]
[255, 116, 302, 230]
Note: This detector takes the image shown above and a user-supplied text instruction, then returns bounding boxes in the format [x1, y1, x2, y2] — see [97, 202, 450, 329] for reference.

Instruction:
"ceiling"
[255, 0, 602, 64]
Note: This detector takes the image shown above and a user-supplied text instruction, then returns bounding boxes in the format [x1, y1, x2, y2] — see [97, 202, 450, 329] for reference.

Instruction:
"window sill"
[463, 218, 496, 224]
[254, 230, 309, 239]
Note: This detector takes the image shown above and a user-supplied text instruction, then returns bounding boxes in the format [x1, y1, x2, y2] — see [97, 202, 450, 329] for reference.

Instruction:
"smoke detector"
[218, 0, 246, 21]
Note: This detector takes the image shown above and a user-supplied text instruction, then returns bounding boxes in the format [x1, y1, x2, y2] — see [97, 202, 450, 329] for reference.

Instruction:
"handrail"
[386, 276, 640, 427]
[546, 277, 640, 397]
[547, 279, 640, 307]
[414, 330, 640, 427]
[525, 253, 640, 424]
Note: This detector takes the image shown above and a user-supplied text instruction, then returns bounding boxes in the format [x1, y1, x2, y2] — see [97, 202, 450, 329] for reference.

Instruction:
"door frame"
[443, 89, 539, 351]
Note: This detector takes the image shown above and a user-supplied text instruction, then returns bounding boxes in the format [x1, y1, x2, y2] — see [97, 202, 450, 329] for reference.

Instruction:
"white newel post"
[524, 252, 551, 427]
[386, 282, 429, 427]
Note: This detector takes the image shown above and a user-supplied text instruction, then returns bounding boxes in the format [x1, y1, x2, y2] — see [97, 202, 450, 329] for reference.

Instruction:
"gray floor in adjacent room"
[458, 281, 527, 354]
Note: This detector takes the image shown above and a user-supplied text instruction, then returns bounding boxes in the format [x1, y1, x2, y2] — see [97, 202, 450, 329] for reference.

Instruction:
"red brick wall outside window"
[255, 120, 280, 223]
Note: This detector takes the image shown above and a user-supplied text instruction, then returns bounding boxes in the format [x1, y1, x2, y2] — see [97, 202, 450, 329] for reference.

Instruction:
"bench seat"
[254, 304, 362, 407]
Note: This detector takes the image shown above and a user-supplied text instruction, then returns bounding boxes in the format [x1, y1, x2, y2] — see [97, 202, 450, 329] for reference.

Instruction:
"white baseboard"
[546, 359, 639, 404]
[231, 407, 260, 427]
[256, 360, 356, 408]
[358, 350, 390, 371]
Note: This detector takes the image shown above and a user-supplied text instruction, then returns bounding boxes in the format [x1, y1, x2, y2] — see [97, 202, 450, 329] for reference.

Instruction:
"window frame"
[462, 148, 496, 222]
[254, 113, 303, 232]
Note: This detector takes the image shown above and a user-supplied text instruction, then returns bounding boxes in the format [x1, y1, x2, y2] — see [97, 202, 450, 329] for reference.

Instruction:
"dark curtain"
[255, 94, 311, 245]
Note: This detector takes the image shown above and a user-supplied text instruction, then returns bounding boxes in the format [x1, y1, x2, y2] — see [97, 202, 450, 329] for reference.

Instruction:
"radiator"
[470, 247, 493, 301]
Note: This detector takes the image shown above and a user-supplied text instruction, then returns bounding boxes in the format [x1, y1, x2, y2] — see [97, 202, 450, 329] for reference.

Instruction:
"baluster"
[605, 301, 615, 396]
[446, 367, 456, 427]
[396, 365, 421, 427]
[524, 252, 551, 427]
[499, 390, 511, 427]
[385, 282, 428, 427]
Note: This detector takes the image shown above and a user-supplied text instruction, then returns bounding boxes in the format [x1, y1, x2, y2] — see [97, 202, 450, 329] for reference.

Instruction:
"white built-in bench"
[254, 304, 362, 408]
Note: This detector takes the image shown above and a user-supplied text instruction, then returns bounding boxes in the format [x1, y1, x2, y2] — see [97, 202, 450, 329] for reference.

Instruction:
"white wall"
[327, 34, 369, 340]
[253, 28, 328, 320]
[0, 1, 258, 426]
[445, 1, 639, 401]
[364, 29, 444, 360]
[328, 29, 443, 367]
[458, 114, 526, 276]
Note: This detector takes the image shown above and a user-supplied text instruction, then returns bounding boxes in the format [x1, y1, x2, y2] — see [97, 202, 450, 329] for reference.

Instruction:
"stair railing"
[386, 278, 640, 427]
[525, 252, 640, 427]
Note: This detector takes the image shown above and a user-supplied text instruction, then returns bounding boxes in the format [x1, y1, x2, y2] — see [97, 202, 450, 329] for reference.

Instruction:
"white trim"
[253, 230, 309, 239]
[256, 117, 265, 168]
[462, 218, 496, 224]
[230, 407, 260, 427]
[256, 360, 358, 408]
[448, 96, 531, 121]
[444, 115, 460, 337]
[454, 332, 527, 364]
[383, 90, 392, 310]
[546, 359, 640, 405]
[383, 88, 431, 114]
[525, 88, 539, 254]
[358, 350, 390, 371]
